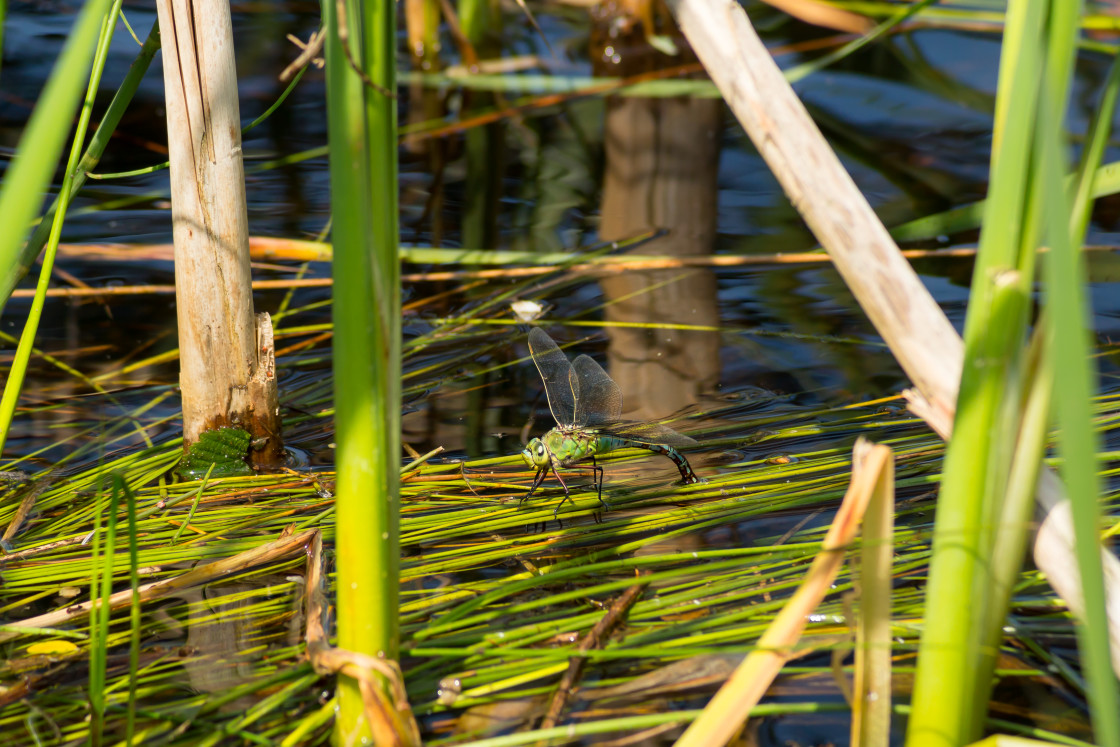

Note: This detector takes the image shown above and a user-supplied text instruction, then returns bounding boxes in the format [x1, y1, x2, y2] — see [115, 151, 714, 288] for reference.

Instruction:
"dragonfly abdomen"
[617, 439, 700, 484]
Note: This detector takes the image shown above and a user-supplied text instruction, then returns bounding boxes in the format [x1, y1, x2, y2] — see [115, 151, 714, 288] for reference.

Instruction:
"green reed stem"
[907, 0, 1046, 742]
[0, 0, 113, 312]
[323, 0, 402, 741]
[0, 0, 123, 459]
[1037, 41, 1120, 747]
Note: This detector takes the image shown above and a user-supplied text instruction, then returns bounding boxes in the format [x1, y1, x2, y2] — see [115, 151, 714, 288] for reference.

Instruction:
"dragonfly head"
[522, 437, 550, 469]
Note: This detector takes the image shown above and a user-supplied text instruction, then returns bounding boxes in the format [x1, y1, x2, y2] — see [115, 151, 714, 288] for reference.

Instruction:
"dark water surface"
[4, 7, 1120, 451]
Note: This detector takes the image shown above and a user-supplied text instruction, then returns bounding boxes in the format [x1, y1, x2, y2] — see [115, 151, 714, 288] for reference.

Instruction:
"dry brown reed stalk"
[441, 55, 546, 76]
[0, 526, 317, 643]
[759, 0, 873, 33]
[155, 0, 283, 468]
[54, 236, 330, 262]
[281, 28, 326, 83]
[434, 0, 475, 67]
[675, 440, 893, 747]
[0, 534, 87, 562]
[3, 247, 974, 298]
[539, 579, 649, 731]
[41, 239, 1117, 298]
[668, 0, 1120, 676]
[2, 473, 58, 544]
[9, 278, 330, 299]
[274, 331, 334, 358]
[403, 280, 490, 311]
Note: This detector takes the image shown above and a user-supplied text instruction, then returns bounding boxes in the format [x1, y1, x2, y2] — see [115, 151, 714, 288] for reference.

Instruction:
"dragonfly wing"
[602, 420, 698, 448]
[528, 327, 577, 425]
[572, 354, 623, 426]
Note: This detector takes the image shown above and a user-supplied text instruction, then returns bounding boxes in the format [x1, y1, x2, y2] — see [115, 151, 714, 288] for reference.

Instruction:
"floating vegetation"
[179, 427, 254, 480]
[0, 307, 1106, 744]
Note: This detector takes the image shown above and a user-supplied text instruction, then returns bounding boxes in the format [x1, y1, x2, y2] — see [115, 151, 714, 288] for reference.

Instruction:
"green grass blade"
[0, 0, 123, 458]
[19, 21, 161, 279]
[0, 0, 113, 313]
[1038, 68, 1120, 747]
[1068, 55, 1120, 245]
[785, 0, 938, 84]
[120, 476, 141, 747]
[907, 0, 1047, 742]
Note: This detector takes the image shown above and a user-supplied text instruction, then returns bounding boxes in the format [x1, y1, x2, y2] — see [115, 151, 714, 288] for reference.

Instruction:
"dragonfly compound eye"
[522, 438, 545, 467]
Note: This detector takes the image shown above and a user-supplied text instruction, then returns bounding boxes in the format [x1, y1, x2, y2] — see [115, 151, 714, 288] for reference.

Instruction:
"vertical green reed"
[0, 0, 120, 457]
[458, 0, 497, 49]
[0, 0, 111, 314]
[1035, 39, 1120, 747]
[89, 480, 120, 746]
[908, 2, 1120, 745]
[322, 0, 400, 742]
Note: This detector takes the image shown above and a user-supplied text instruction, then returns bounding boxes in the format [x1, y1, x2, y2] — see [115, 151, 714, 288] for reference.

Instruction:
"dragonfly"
[521, 327, 701, 516]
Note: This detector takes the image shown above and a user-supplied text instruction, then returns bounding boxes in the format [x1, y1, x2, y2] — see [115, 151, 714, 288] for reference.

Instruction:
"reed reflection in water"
[594, 18, 722, 422]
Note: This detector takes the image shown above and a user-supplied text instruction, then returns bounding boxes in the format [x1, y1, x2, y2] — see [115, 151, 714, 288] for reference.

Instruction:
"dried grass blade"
[851, 442, 895, 745]
[674, 439, 892, 747]
[539, 579, 648, 731]
[0, 527, 318, 643]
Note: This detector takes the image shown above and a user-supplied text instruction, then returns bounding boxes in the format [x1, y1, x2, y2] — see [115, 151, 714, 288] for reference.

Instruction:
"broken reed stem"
[539, 579, 648, 731]
[0, 527, 317, 643]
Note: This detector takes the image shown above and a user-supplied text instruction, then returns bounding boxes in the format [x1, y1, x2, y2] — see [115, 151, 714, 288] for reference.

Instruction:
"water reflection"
[593, 19, 721, 422]
[150, 580, 303, 711]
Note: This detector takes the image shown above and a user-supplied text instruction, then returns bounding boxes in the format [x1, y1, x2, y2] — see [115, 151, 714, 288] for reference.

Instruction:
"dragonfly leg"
[592, 456, 607, 509]
[520, 468, 549, 509]
[551, 464, 573, 518]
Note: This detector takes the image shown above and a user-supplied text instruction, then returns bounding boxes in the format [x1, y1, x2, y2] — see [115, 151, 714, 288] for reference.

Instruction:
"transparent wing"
[571, 355, 622, 426]
[599, 420, 698, 449]
[528, 327, 577, 425]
